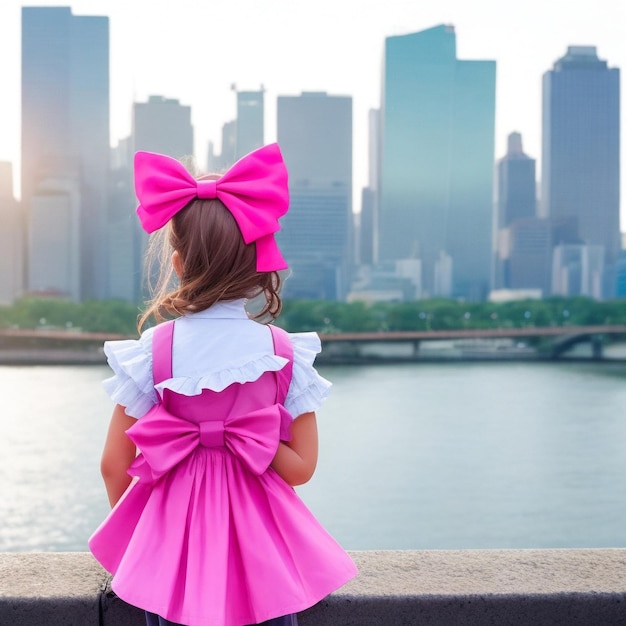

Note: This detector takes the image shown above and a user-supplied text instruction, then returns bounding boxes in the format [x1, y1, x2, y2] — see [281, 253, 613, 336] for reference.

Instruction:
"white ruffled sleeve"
[285, 332, 332, 417]
[102, 327, 158, 419]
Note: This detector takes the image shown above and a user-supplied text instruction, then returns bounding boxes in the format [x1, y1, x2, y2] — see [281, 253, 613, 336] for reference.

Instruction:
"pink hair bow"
[134, 143, 289, 272]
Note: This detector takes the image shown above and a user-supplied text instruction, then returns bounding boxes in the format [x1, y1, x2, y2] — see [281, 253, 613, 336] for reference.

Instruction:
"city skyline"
[0, 0, 624, 224]
[7, 6, 622, 304]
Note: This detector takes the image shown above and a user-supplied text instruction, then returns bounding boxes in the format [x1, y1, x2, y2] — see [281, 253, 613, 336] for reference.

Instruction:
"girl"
[89, 143, 358, 626]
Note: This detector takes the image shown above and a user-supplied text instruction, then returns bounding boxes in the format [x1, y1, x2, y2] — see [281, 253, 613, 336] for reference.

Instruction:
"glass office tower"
[379, 25, 496, 299]
[541, 46, 620, 274]
[277, 92, 352, 300]
[22, 7, 109, 299]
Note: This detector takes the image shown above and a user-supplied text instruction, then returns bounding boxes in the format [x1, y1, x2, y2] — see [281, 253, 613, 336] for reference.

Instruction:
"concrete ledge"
[2, 550, 626, 625]
[0, 552, 106, 625]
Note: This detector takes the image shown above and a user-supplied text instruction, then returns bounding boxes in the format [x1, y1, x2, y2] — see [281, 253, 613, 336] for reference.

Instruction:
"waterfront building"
[541, 46, 620, 295]
[276, 92, 352, 300]
[502, 218, 553, 296]
[488, 288, 542, 303]
[28, 177, 81, 301]
[395, 259, 422, 298]
[433, 251, 453, 298]
[378, 24, 496, 300]
[347, 262, 417, 303]
[22, 6, 110, 300]
[0, 163, 22, 304]
[552, 243, 605, 298]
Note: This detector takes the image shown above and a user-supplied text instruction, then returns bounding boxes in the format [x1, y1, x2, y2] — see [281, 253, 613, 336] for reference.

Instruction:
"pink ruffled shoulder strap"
[268, 324, 294, 406]
[152, 320, 175, 386]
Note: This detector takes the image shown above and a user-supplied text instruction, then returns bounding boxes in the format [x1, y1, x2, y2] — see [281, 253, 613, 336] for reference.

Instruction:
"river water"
[2, 360, 626, 552]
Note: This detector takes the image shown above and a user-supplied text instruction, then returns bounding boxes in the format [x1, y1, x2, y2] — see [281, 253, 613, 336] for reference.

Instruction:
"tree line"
[277, 297, 626, 333]
[1, 296, 626, 336]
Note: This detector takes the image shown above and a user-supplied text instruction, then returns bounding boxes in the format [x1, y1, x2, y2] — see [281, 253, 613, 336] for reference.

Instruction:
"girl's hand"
[270, 412, 318, 486]
[100, 404, 137, 507]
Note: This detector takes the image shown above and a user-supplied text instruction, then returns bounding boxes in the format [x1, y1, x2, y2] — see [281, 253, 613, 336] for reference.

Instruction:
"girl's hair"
[138, 192, 282, 332]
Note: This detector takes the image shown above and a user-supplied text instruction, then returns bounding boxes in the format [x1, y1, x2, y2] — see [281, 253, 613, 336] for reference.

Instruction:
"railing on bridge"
[3, 324, 626, 342]
[319, 325, 626, 342]
[317, 325, 626, 362]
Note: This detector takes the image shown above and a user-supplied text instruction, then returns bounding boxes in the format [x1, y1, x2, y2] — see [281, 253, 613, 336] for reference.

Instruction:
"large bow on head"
[126, 403, 291, 482]
[134, 143, 289, 272]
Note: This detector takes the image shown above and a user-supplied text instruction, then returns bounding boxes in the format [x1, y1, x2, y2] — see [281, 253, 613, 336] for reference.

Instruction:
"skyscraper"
[235, 89, 264, 160]
[552, 243, 604, 298]
[207, 120, 236, 173]
[108, 138, 139, 302]
[132, 96, 194, 158]
[378, 25, 496, 300]
[122, 96, 195, 301]
[359, 188, 376, 266]
[359, 108, 381, 267]
[208, 88, 263, 173]
[493, 133, 549, 292]
[0, 163, 22, 304]
[22, 6, 109, 300]
[496, 133, 537, 229]
[541, 46, 620, 290]
[277, 92, 352, 300]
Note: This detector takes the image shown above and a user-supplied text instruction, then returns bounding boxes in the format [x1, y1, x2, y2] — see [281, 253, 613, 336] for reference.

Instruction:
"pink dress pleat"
[89, 321, 357, 626]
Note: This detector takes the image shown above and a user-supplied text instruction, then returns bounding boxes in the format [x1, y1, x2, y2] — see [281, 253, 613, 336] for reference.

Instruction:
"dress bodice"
[102, 300, 331, 421]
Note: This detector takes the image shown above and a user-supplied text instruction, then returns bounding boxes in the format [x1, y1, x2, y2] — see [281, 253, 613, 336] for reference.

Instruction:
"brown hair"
[138, 194, 282, 332]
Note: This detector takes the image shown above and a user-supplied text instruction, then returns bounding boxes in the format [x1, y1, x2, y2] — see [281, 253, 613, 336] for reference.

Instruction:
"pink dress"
[89, 319, 357, 626]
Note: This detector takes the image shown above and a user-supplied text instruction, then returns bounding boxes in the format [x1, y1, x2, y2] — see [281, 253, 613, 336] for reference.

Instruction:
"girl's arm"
[270, 411, 319, 486]
[100, 404, 137, 507]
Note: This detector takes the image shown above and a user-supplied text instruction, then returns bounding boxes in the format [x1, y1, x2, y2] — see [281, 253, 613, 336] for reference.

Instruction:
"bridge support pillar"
[591, 335, 603, 360]
[412, 340, 420, 358]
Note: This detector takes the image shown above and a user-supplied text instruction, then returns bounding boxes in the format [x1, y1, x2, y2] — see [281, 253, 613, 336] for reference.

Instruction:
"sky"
[0, 0, 624, 219]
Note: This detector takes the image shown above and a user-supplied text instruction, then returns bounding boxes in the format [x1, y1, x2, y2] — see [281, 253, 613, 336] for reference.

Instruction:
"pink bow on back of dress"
[126, 402, 292, 482]
[134, 143, 289, 272]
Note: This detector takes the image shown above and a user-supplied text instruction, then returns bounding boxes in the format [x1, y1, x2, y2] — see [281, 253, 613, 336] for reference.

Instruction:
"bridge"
[318, 325, 626, 362]
[320, 324, 626, 342]
[1, 324, 626, 363]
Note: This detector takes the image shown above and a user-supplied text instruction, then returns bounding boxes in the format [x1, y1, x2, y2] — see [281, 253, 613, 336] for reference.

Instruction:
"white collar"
[184, 299, 249, 320]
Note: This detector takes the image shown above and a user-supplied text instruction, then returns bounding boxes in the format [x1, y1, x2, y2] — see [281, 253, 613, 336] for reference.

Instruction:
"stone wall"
[2, 550, 626, 625]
